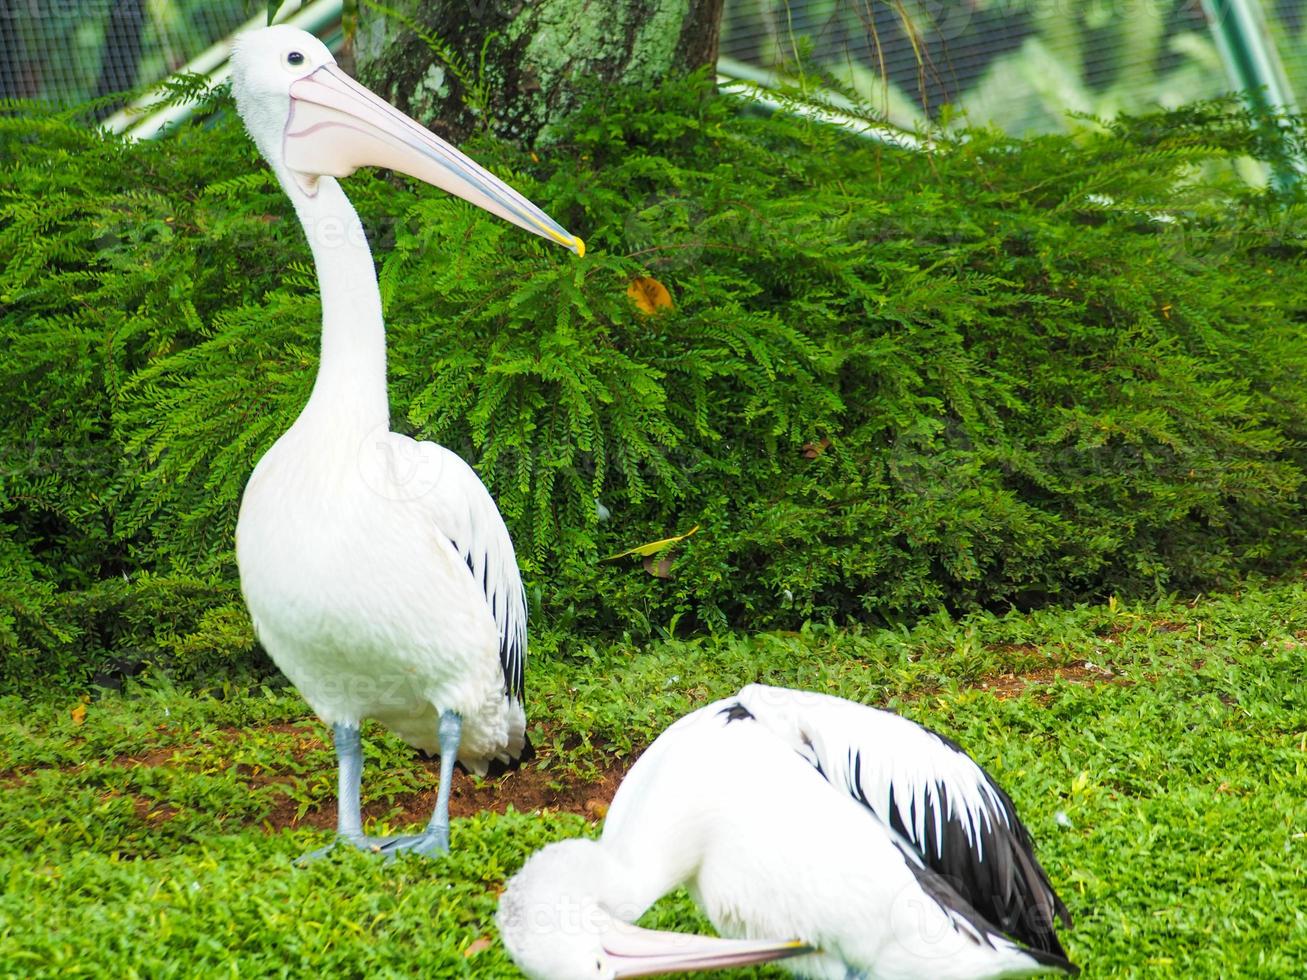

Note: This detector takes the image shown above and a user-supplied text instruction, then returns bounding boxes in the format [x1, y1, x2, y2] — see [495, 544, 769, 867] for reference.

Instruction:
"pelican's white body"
[231, 30, 527, 775]
[238, 424, 525, 767]
[599, 707, 1058, 980]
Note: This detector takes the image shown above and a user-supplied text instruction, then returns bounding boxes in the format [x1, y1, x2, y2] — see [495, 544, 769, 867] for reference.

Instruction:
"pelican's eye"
[287, 51, 305, 66]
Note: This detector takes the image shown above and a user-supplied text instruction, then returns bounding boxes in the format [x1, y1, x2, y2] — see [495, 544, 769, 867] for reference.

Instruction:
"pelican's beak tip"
[572, 236, 586, 258]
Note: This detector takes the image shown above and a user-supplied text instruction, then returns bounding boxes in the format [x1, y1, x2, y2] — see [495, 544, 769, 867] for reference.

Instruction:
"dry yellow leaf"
[70, 703, 87, 726]
[627, 276, 673, 314]
[603, 524, 699, 561]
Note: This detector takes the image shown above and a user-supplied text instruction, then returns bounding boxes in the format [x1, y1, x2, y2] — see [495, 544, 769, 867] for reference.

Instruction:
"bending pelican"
[229, 25, 582, 859]
[732, 683, 1072, 957]
[499, 691, 1077, 978]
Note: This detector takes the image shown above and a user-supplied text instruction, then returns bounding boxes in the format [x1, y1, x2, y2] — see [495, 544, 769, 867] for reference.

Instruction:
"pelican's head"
[228, 25, 583, 255]
[498, 839, 810, 979]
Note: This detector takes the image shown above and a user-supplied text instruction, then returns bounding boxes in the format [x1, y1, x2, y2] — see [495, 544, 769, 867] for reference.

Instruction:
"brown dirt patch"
[975, 660, 1127, 700]
[1151, 620, 1188, 633]
[5, 717, 629, 833]
[107, 721, 325, 770]
[131, 795, 179, 823]
[259, 757, 633, 833]
[118, 746, 179, 768]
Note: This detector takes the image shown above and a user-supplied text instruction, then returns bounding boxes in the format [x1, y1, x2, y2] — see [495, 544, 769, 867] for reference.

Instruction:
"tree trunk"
[354, 0, 724, 145]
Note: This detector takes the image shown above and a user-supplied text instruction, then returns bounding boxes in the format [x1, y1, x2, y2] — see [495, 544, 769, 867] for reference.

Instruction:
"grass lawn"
[1, 579, 1304, 978]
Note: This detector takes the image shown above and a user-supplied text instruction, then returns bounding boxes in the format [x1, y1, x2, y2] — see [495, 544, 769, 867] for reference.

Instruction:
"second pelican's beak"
[283, 64, 584, 256]
[603, 921, 812, 977]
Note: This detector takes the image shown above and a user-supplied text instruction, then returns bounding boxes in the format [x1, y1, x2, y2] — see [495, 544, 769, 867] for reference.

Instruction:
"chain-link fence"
[720, 0, 1303, 133]
[4, 0, 1305, 137]
[0, 0, 252, 105]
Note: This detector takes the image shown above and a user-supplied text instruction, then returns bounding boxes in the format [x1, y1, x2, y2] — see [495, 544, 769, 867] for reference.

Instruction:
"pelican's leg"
[427, 710, 462, 849]
[376, 709, 461, 859]
[334, 722, 365, 839]
[296, 722, 369, 863]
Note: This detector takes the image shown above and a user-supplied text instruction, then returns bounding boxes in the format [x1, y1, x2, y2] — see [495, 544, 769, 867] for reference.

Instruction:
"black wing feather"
[448, 536, 526, 703]
[871, 733, 1071, 958]
[889, 833, 1080, 976]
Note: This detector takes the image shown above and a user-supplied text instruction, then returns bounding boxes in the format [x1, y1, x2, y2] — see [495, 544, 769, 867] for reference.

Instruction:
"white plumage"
[227, 26, 581, 856]
[731, 683, 1071, 957]
[239, 427, 527, 771]
[500, 688, 1076, 979]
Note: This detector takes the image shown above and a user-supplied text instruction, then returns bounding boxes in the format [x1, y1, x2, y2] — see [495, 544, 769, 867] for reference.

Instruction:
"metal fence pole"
[1201, 0, 1303, 191]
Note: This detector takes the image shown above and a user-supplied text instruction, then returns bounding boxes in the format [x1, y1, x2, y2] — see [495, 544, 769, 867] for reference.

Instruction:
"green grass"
[1, 579, 1305, 977]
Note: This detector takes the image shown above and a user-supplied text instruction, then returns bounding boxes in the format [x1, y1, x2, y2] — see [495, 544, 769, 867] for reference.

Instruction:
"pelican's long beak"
[283, 64, 584, 256]
[603, 921, 812, 978]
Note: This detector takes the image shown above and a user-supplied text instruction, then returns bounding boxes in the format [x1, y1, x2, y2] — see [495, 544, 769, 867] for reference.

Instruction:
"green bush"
[2, 79, 1306, 689]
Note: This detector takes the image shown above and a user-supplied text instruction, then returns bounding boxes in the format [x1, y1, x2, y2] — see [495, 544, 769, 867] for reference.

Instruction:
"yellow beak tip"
[573, 237, 586, 258]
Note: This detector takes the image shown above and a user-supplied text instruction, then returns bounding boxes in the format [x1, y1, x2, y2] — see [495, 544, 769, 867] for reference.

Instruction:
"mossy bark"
[354, 0, 724, 145]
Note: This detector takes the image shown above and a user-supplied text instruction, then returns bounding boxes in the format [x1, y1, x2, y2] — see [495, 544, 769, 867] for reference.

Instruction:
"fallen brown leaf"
[802, 437, 832, 459]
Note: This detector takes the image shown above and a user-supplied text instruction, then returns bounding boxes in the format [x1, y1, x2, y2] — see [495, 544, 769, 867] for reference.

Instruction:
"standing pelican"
[499, 693, 1078, 979]
[229, 26, 582, 859]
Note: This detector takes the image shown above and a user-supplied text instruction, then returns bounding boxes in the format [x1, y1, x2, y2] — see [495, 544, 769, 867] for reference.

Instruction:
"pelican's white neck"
[499, 837, 803, 980]
[282, 166, 389, 433]
[506, 838, 647, 921]
[497, 840, 639, 978]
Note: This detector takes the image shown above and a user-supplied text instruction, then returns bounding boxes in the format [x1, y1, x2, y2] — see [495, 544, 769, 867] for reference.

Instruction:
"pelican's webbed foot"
[294, 830, 448, 864]
[371, 828, 450, 858]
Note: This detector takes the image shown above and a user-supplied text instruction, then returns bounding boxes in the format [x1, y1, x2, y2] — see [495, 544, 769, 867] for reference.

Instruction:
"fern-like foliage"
[2, 77, 1306, 689]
